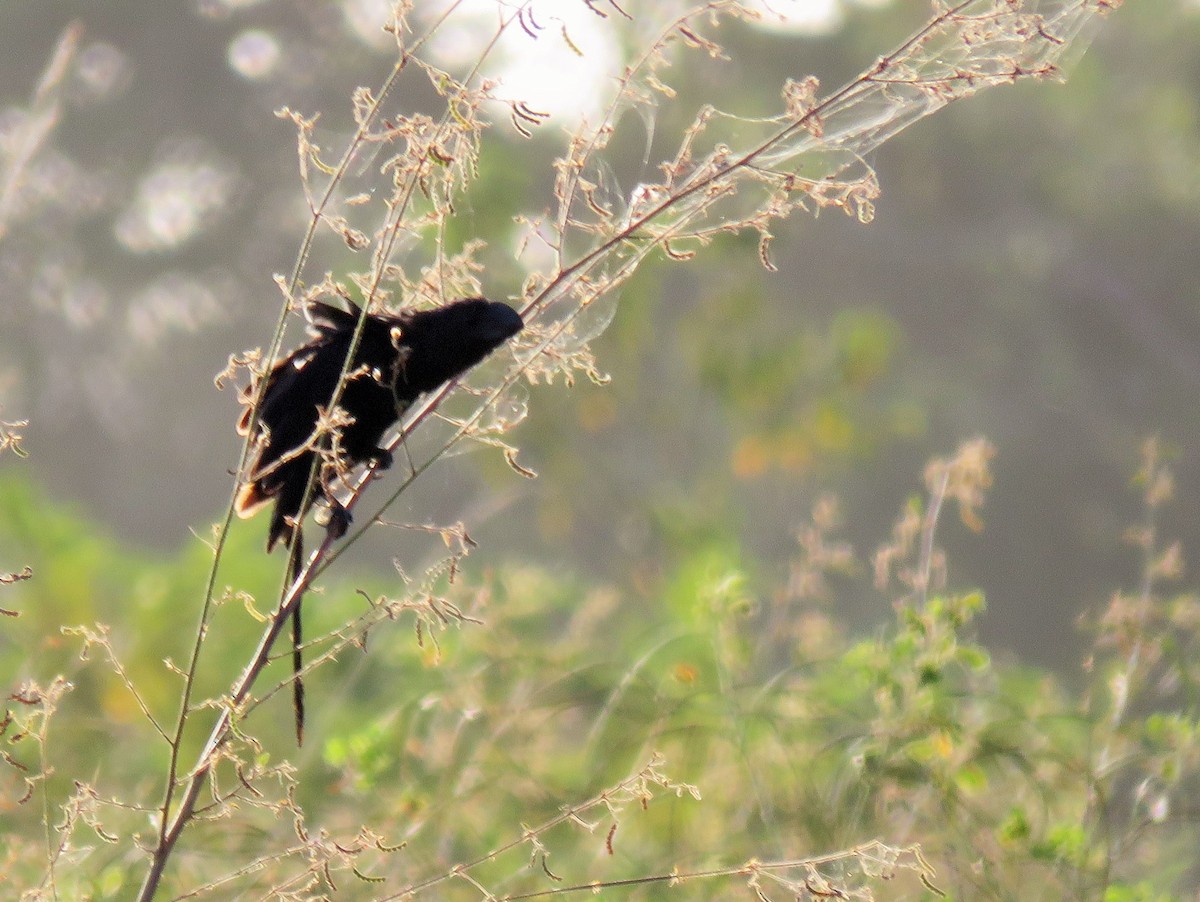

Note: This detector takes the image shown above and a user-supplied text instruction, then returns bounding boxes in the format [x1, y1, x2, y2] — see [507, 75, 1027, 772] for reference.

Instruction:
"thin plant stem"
[133, 1, 1119, 897]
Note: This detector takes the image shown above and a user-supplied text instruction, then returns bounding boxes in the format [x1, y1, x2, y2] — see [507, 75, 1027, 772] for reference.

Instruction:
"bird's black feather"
[234, 296, 523, 744]
[236, 296, 524, 550]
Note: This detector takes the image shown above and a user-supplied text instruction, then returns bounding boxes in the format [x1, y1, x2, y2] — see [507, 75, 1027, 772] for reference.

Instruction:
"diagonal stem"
[135, 532, 332, 901]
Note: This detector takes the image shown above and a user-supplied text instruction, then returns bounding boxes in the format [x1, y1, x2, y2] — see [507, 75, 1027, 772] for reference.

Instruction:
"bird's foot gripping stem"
[317, 499, 352, 540]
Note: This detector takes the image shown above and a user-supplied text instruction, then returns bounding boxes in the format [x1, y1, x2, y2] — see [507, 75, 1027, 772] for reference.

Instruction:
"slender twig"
[137, 8, 531, 898]
[136, 534, 327, 901]
[0, 21, 82, 243]
[918, 470, 951, 606]
[136, 1, 1116, 896]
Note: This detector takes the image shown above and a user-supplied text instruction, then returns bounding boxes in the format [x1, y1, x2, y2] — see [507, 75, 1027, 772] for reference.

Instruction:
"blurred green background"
[2, 0, 1196, 664]
[2, 1, 1200, 897]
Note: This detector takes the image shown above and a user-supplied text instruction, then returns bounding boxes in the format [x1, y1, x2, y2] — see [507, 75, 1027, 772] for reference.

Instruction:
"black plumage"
[235, 296, 524, 549]
[234, 296, 523, 744]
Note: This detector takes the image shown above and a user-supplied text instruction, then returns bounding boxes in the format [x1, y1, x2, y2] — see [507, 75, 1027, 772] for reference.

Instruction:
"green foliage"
[11, 436, 1199, 899]
[7, 4, 1194, 900]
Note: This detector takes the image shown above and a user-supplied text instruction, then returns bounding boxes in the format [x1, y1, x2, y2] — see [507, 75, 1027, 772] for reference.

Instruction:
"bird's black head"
[440, 297, 524, 349]
[395, 298, 524, 392]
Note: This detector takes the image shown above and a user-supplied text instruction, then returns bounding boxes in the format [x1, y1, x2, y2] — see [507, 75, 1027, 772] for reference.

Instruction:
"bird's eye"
[389, 326, 404, 349]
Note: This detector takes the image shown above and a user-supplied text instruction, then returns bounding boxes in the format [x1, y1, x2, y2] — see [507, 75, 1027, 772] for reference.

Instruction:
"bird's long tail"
[287, 532, 306, 746]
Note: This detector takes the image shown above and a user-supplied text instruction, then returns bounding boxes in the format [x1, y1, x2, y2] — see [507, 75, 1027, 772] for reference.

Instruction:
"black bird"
[235, 296, 524, 742]
[236, 296, 524, 547]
